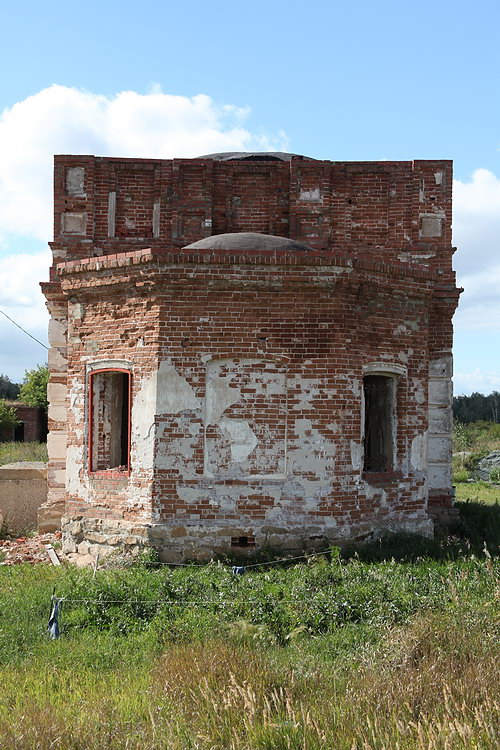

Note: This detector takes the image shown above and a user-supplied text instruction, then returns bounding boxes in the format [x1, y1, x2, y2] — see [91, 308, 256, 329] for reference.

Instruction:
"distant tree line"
[453, 391, 500, 424]
[0, 374, 20, 401]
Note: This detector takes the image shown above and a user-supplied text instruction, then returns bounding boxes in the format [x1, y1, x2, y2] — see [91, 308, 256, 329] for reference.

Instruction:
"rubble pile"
[0, 531, 62, 566]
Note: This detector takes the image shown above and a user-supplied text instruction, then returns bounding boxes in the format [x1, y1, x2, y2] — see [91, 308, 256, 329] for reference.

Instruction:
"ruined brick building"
[39, 152, 460, 561]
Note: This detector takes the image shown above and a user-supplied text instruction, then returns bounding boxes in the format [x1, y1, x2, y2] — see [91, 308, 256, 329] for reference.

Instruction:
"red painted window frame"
[88, 368, 132, 477]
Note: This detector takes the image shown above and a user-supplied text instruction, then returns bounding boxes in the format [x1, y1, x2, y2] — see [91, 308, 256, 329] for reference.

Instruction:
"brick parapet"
[51, 155, 453, 271]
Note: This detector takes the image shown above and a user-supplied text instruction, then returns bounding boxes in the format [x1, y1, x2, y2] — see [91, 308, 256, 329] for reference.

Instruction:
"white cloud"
[0, 86, 499, 391]
[0, 249, 50, 381]
[0, 85, 289, 380]
[0, 84, 289, 243]
[453, 169, 500, 331]
[454, 369, 500, 396]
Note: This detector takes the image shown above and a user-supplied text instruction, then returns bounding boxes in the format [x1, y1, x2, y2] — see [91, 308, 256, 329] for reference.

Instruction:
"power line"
[0, 308, 48, 350]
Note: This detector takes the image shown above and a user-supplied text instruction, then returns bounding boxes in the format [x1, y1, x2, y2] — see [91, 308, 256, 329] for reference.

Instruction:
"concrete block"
[48, 318, 67, 347]
[66, 166, 85, 197]
[48, 347, 68, 372]
[428, 406, 452, 434]
[428, 357, 452, 378]
[48, 382, 67, 404]
[47, 432, 67, 461]
[61, 212, 86, 235]
[428, 463, 452, 490]
[428, 379, 452, 406]
[428, 435, 452, 462]
[420, 215, 442, 238]
[48, 403, 67, 422]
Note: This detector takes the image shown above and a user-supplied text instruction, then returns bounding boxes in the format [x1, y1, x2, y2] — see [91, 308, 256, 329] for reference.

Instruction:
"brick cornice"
[55, 246, 439, 282]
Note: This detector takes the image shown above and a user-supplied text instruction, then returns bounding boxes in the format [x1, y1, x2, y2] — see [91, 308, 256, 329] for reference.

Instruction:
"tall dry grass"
[1, 609, 497, 748]
[150, 610, 499, 749]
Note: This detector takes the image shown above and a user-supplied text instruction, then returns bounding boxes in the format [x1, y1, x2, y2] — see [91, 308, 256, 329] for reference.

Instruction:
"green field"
[0, 505, 498, 749]
[0, 441, 47, 465]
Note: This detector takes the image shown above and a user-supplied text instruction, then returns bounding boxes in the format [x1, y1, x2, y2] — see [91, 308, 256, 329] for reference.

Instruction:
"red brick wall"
[44, 153, 459, 553]
[58, 252, 436, 545]
[52, 155, 453, 271]
[7, 404, 44, 442]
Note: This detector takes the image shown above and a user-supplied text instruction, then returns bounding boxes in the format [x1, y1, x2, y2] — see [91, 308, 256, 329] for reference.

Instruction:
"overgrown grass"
[455, 481, 500, 505]
[0, 441, 47, 465]
[452, 420, 500, 482]
[0, 520, 498, 748]
[453, 420, 500, 454]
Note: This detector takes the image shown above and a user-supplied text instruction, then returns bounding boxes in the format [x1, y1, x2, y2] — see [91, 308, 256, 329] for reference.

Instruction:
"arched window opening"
[89, 369, 131, 473]
[363, 374, 396, 473]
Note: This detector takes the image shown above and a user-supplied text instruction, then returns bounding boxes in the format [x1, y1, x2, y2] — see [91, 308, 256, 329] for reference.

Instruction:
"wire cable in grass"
[139, 547, 333, 568]
[60, 597, 320, 606]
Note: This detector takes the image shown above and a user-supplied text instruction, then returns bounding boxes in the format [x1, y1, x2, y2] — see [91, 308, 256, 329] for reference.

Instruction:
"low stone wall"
[61, 512, 434, 565]
[0, 462, 47, 535]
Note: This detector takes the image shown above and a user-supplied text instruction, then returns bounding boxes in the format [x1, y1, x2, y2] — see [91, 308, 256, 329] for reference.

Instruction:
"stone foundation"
[61, 513, 434, 564]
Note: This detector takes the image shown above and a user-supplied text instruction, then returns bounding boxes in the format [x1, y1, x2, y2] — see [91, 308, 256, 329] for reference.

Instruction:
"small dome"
[183, 232, 313, 253]
[197, 151, 312, 162]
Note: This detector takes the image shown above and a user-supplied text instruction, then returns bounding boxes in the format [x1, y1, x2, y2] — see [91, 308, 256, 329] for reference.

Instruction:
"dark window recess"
[363, 375, 395, 472]
[14, 423, 25, 442]
[231, 536, 256, 548]
[90, 370, 131, 472]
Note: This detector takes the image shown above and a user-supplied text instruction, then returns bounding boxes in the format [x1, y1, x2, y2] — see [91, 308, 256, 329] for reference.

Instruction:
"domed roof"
[197, 151, 313, 162]
[183, 232, 313, 253]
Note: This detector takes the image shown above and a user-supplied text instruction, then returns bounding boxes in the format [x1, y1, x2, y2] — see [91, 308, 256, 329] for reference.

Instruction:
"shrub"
[489, 466, 500, 483]
[19, 364, 49, 413]
[464, 450, 489, 473]
[453, 467, 470, 483]
[452, 420, 472, 452]
[0, 400, 19, 440]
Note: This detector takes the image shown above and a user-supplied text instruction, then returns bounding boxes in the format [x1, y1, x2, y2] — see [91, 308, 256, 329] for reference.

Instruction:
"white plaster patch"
[218, 418, 258, 462]
[156, 361, 201, 414]
[350, 440, 363, 471]
[411, 432, 427, 471]
[289, 418, 336, 483]
[66, 444, 84, 496]
[205, 373, 239, 425]
[131, 371, 156, 471]
[204, 359, 287, 478]
[290, 376, 324, 410]
[299, 187, 321, 202]
[412, 380, 426, 405]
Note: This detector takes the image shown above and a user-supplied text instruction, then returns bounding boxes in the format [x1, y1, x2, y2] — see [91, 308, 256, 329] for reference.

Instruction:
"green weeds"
[0, 503, 498, 748]
[0, 441, 47, 465]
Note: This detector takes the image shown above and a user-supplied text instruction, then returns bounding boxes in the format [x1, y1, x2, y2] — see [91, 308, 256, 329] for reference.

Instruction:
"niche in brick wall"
[115, 165, 156, 238]
[204, 359, 287, 479]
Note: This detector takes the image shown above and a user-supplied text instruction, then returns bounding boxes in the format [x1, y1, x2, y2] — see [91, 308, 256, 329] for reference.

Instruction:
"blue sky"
[1, 0, 499, 393]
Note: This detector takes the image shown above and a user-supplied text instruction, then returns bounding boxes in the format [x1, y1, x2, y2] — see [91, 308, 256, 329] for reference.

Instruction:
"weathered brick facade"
[40, 153, 460, 559]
